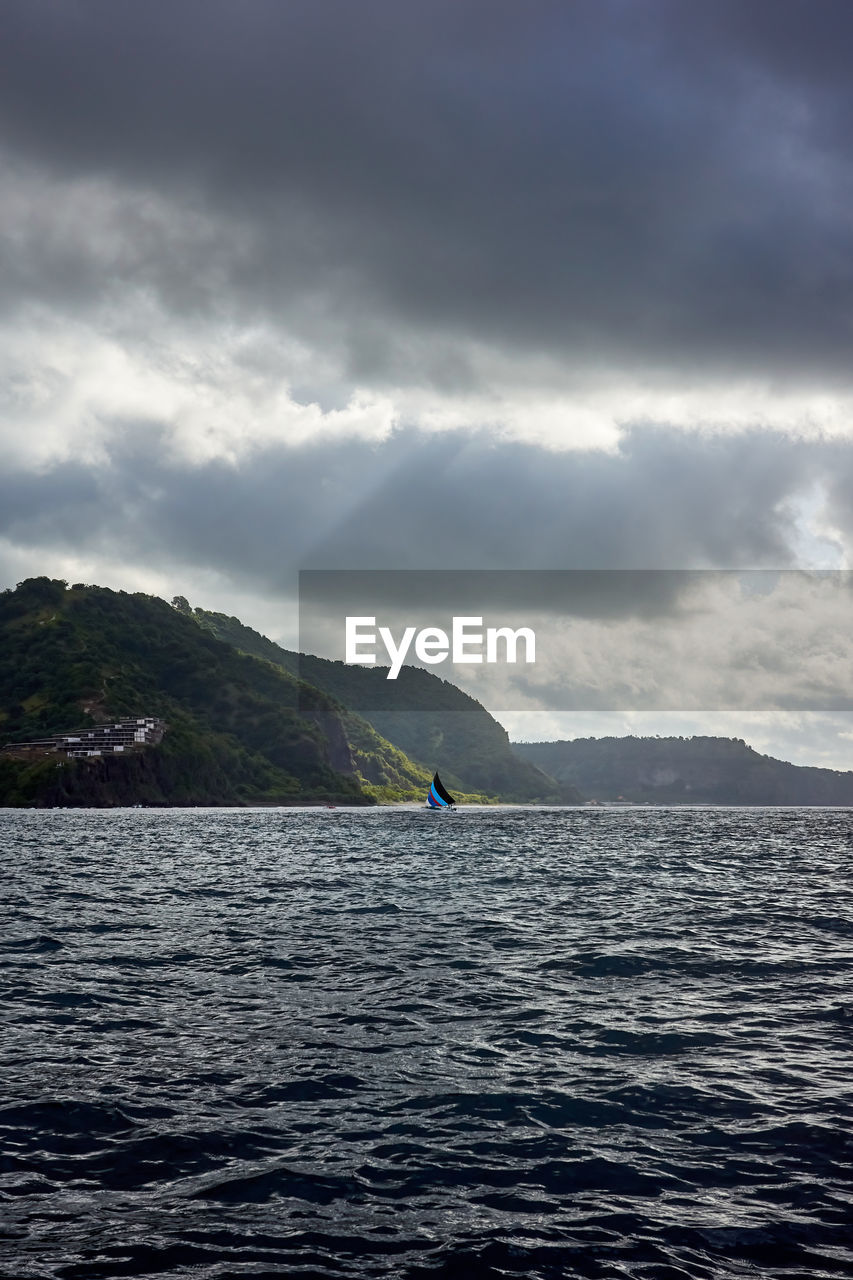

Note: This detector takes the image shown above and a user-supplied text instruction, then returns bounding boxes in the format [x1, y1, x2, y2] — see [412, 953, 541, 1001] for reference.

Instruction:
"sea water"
[1, 807, 852, 1279]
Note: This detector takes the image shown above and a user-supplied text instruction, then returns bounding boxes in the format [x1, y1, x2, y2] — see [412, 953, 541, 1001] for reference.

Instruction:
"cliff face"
[1, 732, 246, 807]
[515, 736, 853, 806]
[303, 706, 356, 776]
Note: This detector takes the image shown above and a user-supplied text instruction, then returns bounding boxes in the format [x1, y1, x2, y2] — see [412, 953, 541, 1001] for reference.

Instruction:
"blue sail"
[426, 772, 456, 808]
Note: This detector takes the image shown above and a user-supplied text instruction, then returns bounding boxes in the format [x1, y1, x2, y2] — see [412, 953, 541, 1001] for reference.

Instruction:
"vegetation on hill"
[0, 578, 372, 807]
[515, 735, 853, 805]
[194, 608, 579, 803]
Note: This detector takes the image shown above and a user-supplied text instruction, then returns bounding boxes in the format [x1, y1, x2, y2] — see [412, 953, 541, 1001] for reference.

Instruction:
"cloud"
[0, 424, 838, 597]
[2, 0, 853, 446]
[497, 571, 853, 713]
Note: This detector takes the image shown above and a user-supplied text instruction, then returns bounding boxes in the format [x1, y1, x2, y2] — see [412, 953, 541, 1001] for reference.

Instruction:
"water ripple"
[1, 806, 852, 1278]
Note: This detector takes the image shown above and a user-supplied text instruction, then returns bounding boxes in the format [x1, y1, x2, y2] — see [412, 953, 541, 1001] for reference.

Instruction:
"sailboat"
[426, 772, 456, 809]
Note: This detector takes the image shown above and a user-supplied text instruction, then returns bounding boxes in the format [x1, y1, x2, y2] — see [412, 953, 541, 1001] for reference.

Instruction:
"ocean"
[2, 807, 852, 1279]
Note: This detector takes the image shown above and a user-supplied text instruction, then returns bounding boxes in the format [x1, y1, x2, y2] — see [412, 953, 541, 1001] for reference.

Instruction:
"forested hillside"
[0, 578, 372, 806]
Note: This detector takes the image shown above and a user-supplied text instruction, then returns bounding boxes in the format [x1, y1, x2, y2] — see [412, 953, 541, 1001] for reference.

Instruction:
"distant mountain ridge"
[514, 735, 853, 806]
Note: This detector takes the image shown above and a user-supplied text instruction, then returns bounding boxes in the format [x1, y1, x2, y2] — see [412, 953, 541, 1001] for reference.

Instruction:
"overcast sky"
[4, 1, 853, 763]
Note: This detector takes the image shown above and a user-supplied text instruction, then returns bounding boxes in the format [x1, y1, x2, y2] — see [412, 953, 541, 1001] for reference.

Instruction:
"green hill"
[193, 607, 579, 803]
[0, 577, 412, 807]
[514, 735, 853, 805]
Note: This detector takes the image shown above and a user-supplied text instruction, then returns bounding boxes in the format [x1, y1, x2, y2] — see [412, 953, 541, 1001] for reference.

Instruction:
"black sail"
[432, 773, 456, 805]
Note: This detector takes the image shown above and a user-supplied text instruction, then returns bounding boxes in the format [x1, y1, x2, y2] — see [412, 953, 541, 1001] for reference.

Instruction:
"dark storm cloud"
[2, 0, 853, 384]
[297, 428, 809, 573]
[0, 425, 824, 597]
[0, 466, 100, 542]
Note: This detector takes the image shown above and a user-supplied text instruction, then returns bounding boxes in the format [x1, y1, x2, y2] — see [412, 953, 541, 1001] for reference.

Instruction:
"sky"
[3, 0, 853, 764]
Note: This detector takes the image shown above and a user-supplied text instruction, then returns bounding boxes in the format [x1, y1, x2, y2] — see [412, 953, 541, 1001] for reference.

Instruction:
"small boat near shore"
[426, 773, 456, 809]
